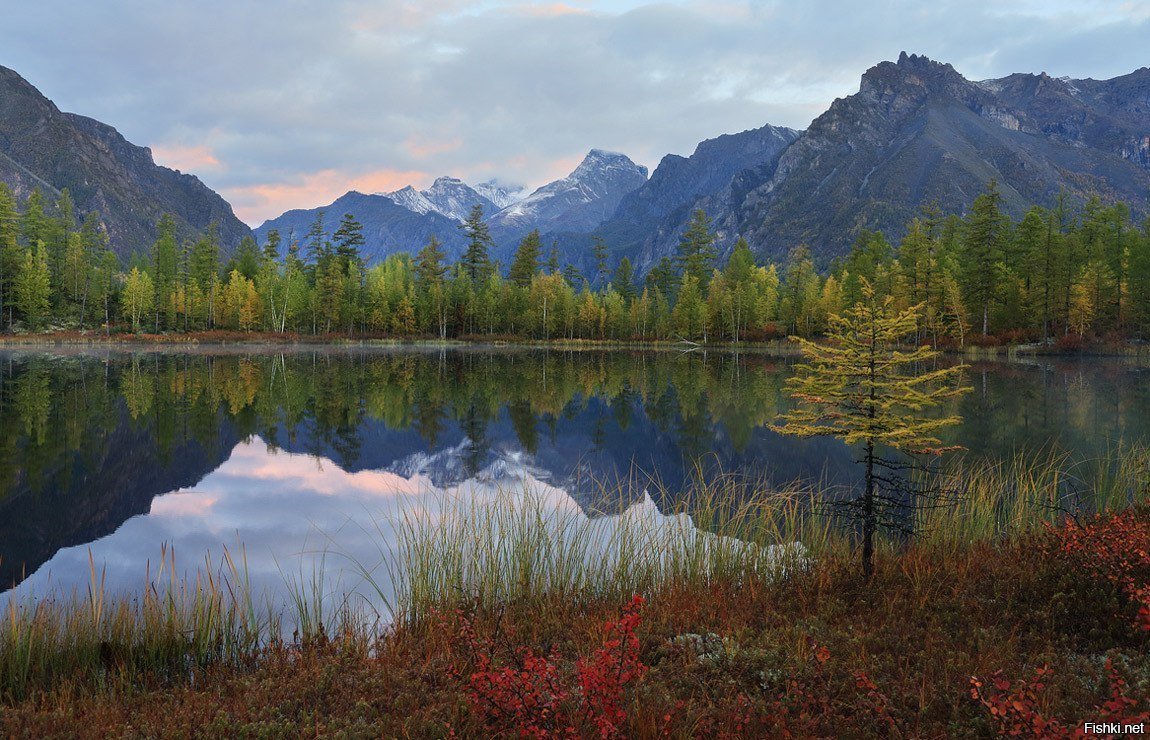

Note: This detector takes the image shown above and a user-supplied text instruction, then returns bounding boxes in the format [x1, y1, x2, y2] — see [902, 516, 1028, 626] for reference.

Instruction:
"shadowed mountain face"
[0, 65, 250, 258]
[3, 349, 1149, 596]
[719, 54, 1150, 265]
[592, 124, 800, 273]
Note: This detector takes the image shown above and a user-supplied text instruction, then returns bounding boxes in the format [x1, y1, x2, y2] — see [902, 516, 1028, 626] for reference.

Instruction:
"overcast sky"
[2, 1, 1147, 226]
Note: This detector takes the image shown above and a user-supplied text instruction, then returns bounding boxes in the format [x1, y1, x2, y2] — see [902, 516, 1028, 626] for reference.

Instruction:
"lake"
[2, 347, 1148, 615]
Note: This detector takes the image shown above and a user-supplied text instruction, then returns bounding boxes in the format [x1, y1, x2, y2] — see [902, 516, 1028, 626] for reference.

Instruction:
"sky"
[1, 0, 1147, 226]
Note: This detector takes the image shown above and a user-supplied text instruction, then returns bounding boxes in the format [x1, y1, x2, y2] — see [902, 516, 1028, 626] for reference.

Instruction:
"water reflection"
[1, 348, 1147, 602]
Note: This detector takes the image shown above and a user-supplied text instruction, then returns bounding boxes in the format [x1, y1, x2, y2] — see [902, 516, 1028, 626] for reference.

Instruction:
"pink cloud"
[225, 167, 430, 226]
[150, 492, 219, 517]
[517, 3, 590, 17]
[151, 144, 221, 173]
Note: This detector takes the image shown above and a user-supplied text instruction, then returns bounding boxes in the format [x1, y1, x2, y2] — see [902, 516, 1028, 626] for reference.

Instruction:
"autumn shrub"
[970, 661, 1149, 737]
[456, 595, 648, 738]
[1046, 509, 1150, 632]
[1054, 332, 1086, 353]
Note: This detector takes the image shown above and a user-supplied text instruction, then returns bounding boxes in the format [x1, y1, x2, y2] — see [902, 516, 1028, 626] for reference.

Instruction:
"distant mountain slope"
[253, 190, 469, 263]
[0, 65, 249, 258]
[593, 124, 800, 272]
[487, 149, 649, 248]
[721, 54, 1150, 264]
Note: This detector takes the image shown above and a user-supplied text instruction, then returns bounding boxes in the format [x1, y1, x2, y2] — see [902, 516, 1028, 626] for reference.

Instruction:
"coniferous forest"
[2, 180, 1149, 345]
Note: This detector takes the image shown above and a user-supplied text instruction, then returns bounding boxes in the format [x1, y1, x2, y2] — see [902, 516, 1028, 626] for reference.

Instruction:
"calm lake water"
[2, 347, 1148, 613]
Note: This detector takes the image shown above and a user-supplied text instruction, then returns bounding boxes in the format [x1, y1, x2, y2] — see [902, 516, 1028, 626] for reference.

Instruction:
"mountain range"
[2, 54, 1148, 272]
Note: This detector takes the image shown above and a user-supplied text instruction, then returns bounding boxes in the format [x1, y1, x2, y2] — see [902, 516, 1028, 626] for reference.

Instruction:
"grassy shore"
[2, 451, 1148, 736]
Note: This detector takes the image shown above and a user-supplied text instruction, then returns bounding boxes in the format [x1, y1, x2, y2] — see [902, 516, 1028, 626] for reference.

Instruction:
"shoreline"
[0, 329, 1147, 358]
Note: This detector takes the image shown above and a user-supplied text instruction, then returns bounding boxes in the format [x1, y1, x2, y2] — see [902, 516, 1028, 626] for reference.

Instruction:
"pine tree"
[773, 281, 968, 579]
[460, 204, 493, 283]
[333, 214, 366, 332]
[959, 181, 1008, 335]
[676, 209, 718, 289]
[591, 236, 609, 288]
[612, 256, 637, 303]
[262, 229, 282, 263]
[508, 230, 542, 288]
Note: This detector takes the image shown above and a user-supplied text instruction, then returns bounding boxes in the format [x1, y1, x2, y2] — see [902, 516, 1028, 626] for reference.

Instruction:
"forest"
[1, 181, 1149, 344]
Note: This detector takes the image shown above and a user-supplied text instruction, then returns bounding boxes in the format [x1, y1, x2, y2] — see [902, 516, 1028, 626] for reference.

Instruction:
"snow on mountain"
[488, 149, 649, 240]
[474, 179, 527, 209]
[385, 176, 497, 223]
[385, 185, 437, 215]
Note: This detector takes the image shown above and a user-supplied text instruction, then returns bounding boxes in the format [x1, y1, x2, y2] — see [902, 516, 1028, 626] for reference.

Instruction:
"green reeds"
[372, 472, 839, 628]
[1, 544, 273, 702]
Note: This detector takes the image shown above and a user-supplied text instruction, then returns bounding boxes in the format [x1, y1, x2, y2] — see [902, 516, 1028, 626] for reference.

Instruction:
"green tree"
[612, 257, 637, 303]
[151, 214, 179, 330]
[591, 236, 609, 288]
[460, 204, 493, 283]
[121, 266, 155, 332]
[0, 183, 20, 328]
[508, 230, 542, 288]
[676, 209, 718, 289]
[773, 282, 968, 578]
[959, 181, 1008, 335]
[14, 241, 52, 330]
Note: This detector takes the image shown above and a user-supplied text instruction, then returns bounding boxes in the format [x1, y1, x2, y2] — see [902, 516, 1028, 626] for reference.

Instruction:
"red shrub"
[458, 596, 648, 738]
[971, 661, 1148, 738]
[1047, 510, 1150, 632]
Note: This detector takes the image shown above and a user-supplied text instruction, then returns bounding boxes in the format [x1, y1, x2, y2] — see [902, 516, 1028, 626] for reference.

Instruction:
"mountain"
[388, 175, 499, 222]
[0, 65, 249, 258]
[253, 191, 469, 263]
[487, 149, 649, 245]
[718, 53, 1150, 264]
[591, 124, 800, 272]
[474, 179, 527, 209]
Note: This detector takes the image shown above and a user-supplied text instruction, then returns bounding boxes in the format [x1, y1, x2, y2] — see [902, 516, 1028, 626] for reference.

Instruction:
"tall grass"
[2, 444, 1147, 702]
[370, 474, 837, 628]
[917, 443, 1150, 552]
[1, 544, 274, 701]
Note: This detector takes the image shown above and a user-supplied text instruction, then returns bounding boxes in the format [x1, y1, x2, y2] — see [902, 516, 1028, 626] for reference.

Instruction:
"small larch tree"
[773, 281, 969, 579]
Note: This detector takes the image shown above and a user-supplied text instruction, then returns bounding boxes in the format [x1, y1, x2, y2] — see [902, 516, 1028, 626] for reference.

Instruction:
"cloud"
[227, 167, 430, 225]
[1, 0, 1146, 226]
[151, 144, 221, 174]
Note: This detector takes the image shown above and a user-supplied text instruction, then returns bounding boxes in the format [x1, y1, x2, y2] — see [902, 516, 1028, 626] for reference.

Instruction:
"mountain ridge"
[0, 64, 250, 258]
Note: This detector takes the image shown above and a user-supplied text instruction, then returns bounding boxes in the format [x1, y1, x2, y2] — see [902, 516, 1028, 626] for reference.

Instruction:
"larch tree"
[15, 240, 52, 330]
[773, 281, 969, 579]
[121, 266, 154, 332]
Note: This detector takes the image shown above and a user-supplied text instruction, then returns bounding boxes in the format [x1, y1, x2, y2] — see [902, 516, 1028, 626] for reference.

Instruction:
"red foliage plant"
[459, 595, 648, 739]
[970, 661, 1148, 738]
[1047, 509, 1150, 632]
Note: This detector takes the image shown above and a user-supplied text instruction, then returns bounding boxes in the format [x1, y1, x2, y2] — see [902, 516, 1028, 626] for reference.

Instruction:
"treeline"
[2, 182, 1149, 343]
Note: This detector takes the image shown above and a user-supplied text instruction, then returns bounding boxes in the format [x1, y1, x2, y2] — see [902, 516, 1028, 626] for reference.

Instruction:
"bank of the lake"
[2, 503, 1148, 737]
[2, 329, 1148, 360]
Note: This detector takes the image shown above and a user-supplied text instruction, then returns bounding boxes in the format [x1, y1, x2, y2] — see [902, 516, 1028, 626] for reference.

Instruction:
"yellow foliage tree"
[773, 281, 969, 578]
